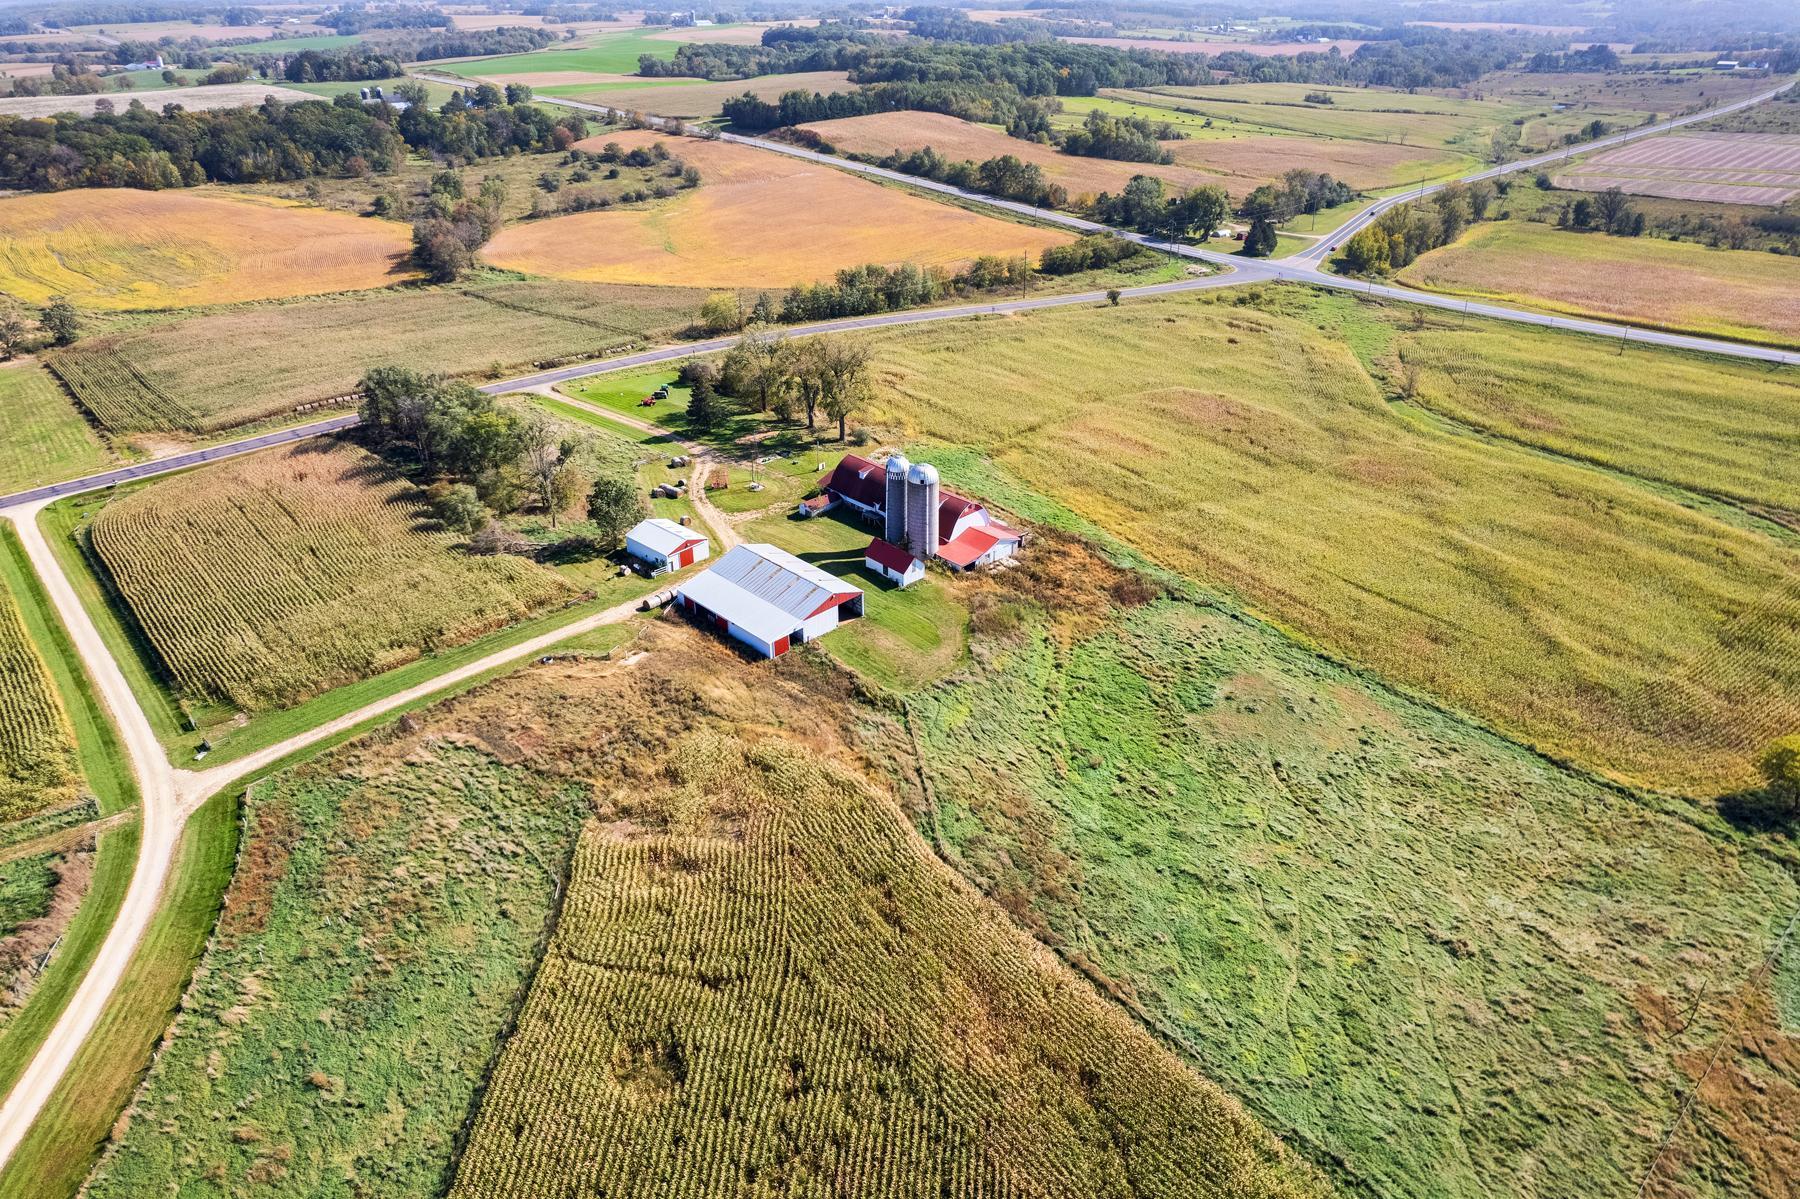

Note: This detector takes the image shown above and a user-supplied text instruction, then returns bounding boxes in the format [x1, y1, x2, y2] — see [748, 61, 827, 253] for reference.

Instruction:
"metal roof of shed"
[706, 543, 861, 621]
[628, 517, 706, 557]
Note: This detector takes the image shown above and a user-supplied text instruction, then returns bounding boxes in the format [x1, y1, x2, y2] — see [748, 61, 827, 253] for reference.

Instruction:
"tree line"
[0, 83, 588, 191]
[682, 333, 876, 443]
[357, 368, 645, 553]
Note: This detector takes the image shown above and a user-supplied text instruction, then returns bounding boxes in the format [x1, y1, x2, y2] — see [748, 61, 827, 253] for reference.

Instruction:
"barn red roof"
[936, 492, 981, 540]
[864, 538, 920, 574]
[937, 524, 1020, 568]
[824, 454, 885, 508]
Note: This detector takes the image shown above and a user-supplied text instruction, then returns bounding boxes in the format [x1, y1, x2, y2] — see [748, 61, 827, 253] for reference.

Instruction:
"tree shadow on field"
[1715, 788, 1796, 838]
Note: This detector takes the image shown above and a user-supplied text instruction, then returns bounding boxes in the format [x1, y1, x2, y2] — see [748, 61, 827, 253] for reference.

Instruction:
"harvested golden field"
[854, 287, 1800, 796]
[483, 130, 1073, 287]
[88, 440, 576, 709]
[800, 110, 1223, 199]
[1166, 134, 1452, 194]
[0, 189, 414, 310]
[556, 70, 855, 120]
[1398, 219, 1800, 347]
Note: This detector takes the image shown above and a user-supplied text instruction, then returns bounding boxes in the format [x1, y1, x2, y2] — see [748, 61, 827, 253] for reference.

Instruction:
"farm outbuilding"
[674, 543, 864, 658]
[625, 518, 709, 574]
[865, 539, 925, 588]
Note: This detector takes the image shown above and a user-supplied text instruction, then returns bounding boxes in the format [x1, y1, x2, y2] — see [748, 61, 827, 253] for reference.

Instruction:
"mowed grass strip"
[446, 635, 1324, 1199]
[0, 570, 78, 821]
[1396, 309, 1800, 512]
[86, 440, 577, 710]
[1397, 220, 1800, 347]
[482, 130, 1074, 288]
[47, 278, 712, 436]
[0, 189, 415, 311]
[854, 289, 1800, 795]
[0, 360, 113, 498]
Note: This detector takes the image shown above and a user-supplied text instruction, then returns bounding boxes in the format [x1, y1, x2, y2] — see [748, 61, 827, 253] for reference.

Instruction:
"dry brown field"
[1165, 134, 1445, 194]
[1397, 219, 1800, 346]
[483, 129, 1073, 287]
[1062, 35, 1370, 56]
[0, 62, 58, 78]
[557, 70, 854, 119]
[1407, 20, 1588, 33]
[644, 20, 816, 44]
[800, 110, 1224, 198]
[447, 13, 636, 31]
[0, 81, 311, 117]
[0, 188, 415, 309]
[1462, 69, 1774, 117]
[70, 19, 326, 38]
[1554, 132, 1800, 204]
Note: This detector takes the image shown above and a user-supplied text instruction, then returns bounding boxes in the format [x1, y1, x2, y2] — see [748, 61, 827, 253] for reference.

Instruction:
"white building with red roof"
[864, 537, 926, 587]
[625, 517, 709, 574]
[674, 543, 863, 658]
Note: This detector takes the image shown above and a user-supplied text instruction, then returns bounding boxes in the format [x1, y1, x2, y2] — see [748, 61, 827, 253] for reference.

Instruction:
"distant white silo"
[905, 462, 940, 562]
[884, 453, 910, 546]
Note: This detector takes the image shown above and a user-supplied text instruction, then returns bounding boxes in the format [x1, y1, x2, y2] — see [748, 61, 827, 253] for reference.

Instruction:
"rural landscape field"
[1, 1, 1799, 1198]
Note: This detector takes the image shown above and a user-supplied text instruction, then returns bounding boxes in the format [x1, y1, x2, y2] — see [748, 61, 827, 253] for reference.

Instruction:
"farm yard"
[84, 440, 577, 710]
[1553, 132, 1800, 205]
[46, 278, 716, 437]
[1396, 219, 1800, 346]
[892, 538, 1800, 1199]
[0, 189, 414, 311]
[481, 130, 1074, 288]
[845, 287, 1800, 797]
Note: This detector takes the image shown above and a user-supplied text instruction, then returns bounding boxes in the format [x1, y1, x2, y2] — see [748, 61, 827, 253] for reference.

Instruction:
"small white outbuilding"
[625, 517, 710, 574]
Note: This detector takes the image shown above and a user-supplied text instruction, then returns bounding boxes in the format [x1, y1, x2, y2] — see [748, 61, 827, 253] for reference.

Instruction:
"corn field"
[47, 345, 200, 435]
[0, 582, 78, 821]
[450, 733, 1323, 1199]
[87, 441, 577, 711]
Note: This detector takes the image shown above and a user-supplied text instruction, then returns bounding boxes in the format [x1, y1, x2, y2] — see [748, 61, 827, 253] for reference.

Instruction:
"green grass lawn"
[738, 508, 970, 692]
[0, 362, 115, 499]
[445, 30, 681, 78]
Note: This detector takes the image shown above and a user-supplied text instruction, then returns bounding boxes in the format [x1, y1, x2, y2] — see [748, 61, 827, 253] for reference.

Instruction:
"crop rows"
[47, 344, 200, 434]
[0, 583, 78, 822]
[87, 441, 576, 710]
[450, 734, 1319, 1199]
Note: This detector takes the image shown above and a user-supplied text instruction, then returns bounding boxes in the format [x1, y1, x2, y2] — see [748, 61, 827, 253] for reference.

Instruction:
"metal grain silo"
[905, 462, 939, 562]
[884, 453, 910, 546]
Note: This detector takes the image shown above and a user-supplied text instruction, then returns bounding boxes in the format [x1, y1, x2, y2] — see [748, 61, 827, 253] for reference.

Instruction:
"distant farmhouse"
[674, 543, 863, 658]
[807, 453, 1022, 585]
